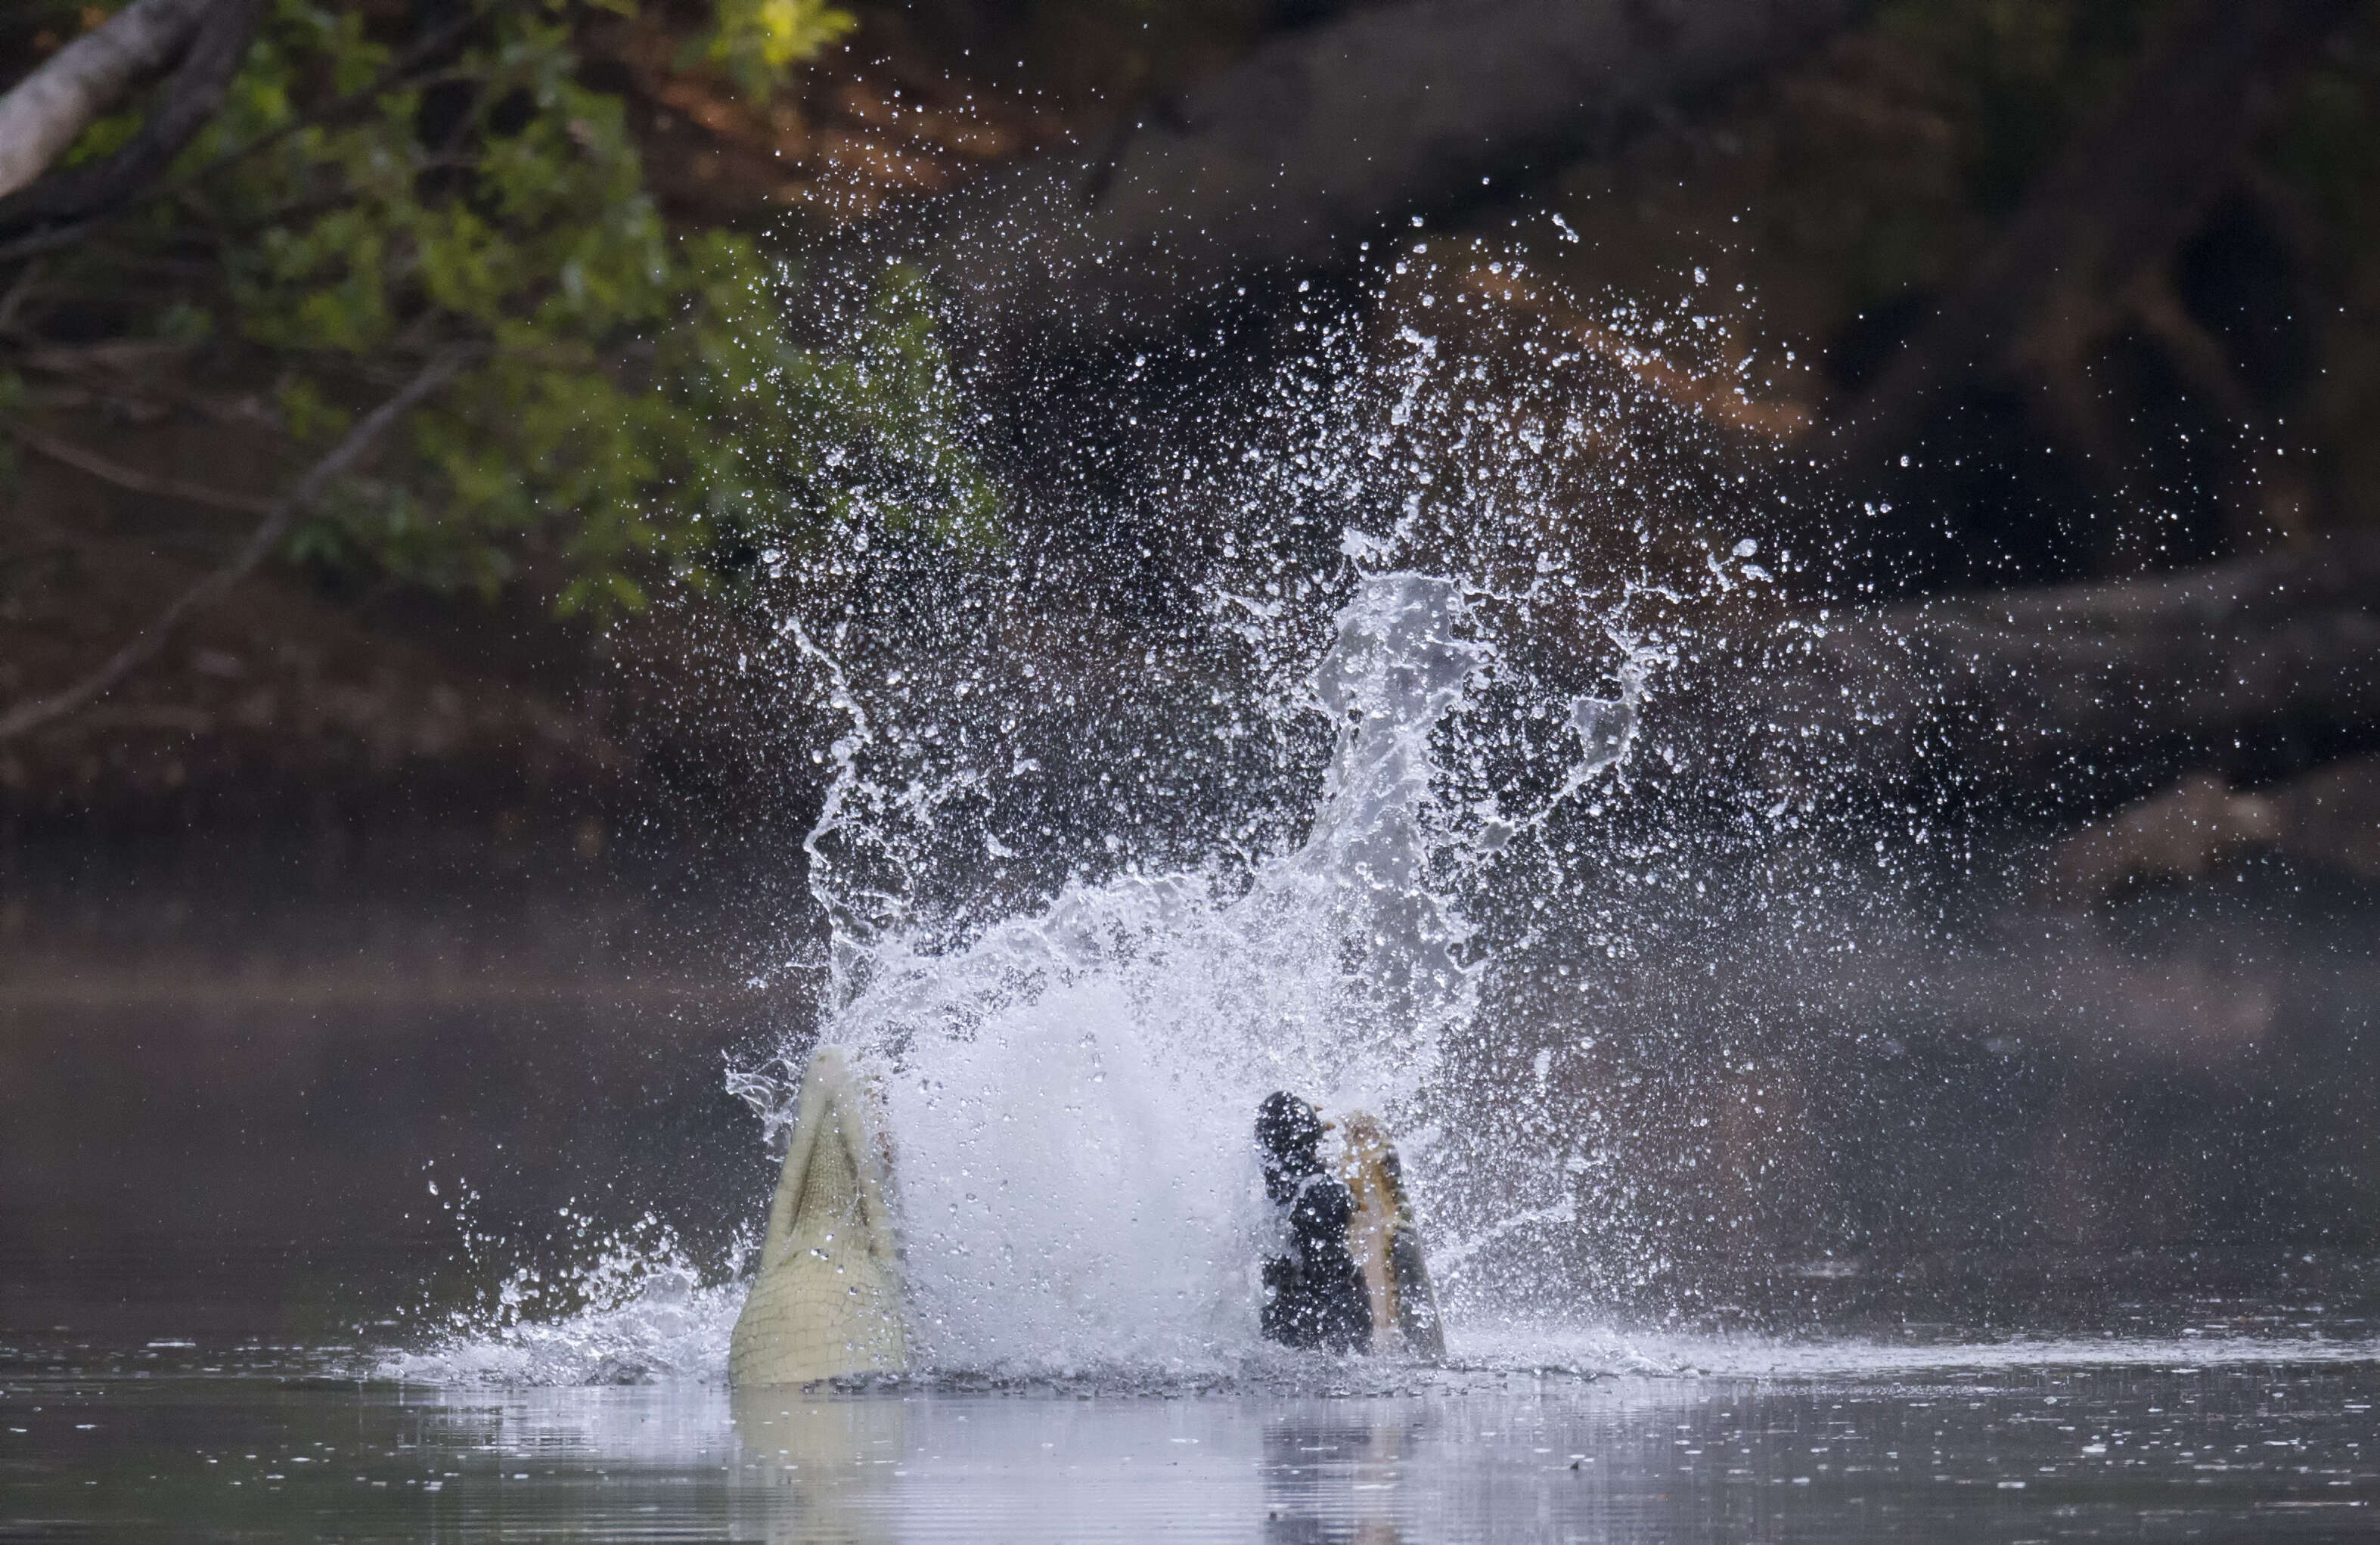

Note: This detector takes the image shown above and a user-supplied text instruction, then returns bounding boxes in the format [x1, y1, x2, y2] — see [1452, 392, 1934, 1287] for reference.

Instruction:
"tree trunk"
[0, 0, 218, 200]
[0, 0, 265, 254]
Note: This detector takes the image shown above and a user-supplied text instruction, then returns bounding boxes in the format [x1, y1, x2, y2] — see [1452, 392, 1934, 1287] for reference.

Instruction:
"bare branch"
[0, 346, 477, 744]
[0, 0, 219, 200]
[2, 415, 275, 514]
[0, 258, 39, 331]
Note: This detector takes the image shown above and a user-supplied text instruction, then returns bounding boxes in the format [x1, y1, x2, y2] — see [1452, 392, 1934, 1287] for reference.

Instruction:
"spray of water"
[380, 1202, 746, 1386]
[735, 538, 1694, 1379]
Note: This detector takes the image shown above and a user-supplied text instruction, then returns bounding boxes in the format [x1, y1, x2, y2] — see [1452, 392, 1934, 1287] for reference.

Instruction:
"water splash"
[382, 1212, 743, 1386]
[746, 554, 1671, 1378]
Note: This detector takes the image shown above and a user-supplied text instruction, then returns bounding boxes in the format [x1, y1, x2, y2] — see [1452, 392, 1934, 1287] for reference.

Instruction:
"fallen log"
[1683, 535, 2380, 809]
[2042, 756, 2380, 901]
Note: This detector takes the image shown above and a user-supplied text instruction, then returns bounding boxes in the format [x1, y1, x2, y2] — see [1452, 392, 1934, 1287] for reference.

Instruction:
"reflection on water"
[5, 1351, 2378, 1542]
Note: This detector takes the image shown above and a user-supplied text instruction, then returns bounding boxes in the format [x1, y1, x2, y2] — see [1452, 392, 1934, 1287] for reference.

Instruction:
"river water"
[7, 1336, 2380, 1541]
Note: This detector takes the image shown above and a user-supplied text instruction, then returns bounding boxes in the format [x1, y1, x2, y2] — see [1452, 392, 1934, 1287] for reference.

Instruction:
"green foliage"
[693, 0, 855, 101]
[35, 0, 997, 616]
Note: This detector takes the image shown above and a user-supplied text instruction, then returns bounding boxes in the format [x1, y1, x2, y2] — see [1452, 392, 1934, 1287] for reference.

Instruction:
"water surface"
[8, 1337, 2379, 1542]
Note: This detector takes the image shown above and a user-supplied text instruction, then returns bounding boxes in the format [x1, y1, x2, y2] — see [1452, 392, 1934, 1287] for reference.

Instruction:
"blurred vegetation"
[6, 0, 2375, 624]
[5, 0, 2379, 794]
[1, 0, 995, 617]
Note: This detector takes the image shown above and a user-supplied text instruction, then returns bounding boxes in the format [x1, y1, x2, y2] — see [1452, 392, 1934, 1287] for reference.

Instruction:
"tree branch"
[0, 0, 219, 200]
[0, 346, 476, 744]
[0, 257, 40, 332]
[0, 0, 266, 252]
